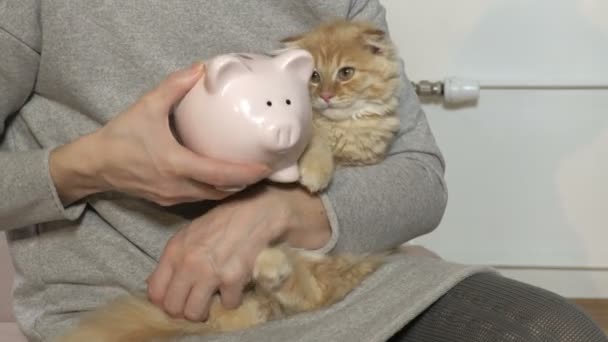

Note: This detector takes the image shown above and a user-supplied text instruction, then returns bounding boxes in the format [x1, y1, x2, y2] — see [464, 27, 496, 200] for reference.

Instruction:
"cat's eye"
[337, 67, 355, 81]
[311, 71, 321, 84]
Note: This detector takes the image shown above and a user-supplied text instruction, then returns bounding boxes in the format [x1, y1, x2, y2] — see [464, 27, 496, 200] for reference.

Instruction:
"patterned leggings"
[390, 273, 607, 342]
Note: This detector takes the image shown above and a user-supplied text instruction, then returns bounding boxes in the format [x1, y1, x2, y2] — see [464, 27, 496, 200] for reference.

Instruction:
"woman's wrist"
[269, 184, 332, 250]
[49, 132, 107, 206]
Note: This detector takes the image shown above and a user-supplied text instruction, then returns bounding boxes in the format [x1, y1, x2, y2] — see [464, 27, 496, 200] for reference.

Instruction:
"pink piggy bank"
[173, 49, 314, 185]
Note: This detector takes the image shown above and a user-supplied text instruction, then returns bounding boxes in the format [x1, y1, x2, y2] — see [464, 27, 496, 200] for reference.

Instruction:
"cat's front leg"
[298, 128, 335, 193]
[253, 247, 293, 291]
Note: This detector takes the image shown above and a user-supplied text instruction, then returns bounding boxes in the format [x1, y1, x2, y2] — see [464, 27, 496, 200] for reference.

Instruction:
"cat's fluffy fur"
[286, 20, 402, 192]
[58, 246, 386, 342]
[57, 20, 402, 342]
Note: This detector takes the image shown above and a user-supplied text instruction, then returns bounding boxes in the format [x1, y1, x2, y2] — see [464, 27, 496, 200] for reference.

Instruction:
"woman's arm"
[0, 0, 82, 230]
[0, 1, 269, 232]
[147, 182, 331, 321]
[315, 0, 448, 253]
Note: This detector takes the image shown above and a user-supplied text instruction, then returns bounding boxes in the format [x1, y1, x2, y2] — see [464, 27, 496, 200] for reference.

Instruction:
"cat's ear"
[280, 34, 304, 48]
[273, 49, 314, 83]
[204, 55, 249, 93]
[362, 28, 388, 55]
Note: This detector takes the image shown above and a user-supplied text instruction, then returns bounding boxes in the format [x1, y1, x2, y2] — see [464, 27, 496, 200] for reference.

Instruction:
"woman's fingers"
[147, 263, 174, 307]
[218, 258, 249, 310]
[183, 283, 216, 321]
[172, 147, 270, 188]
[147, 63, 205, 115]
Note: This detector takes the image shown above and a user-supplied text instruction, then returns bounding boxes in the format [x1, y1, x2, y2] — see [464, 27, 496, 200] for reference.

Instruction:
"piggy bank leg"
[268, 164, 300, 183]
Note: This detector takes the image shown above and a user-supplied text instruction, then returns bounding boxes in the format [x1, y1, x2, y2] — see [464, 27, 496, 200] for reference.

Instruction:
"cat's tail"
[56, 295, 214, 342]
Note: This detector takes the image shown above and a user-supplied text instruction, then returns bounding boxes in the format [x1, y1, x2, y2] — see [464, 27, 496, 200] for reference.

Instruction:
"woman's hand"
[50, 63, 270, 206]
[146, 184, 331, 321]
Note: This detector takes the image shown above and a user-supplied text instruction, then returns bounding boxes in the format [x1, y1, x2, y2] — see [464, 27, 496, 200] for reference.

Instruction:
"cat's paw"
[298, 157, 334, 193]
[253, 248, 293, 291]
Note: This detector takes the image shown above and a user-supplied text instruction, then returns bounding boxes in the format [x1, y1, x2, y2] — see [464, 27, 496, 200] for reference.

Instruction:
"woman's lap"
[389, 272, 607, 342]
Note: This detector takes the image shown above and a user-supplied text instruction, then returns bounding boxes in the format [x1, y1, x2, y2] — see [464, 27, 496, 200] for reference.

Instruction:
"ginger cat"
[58, 20, 403, 342]
[286, 20, 403, 192]
[58, 246, 386, 342]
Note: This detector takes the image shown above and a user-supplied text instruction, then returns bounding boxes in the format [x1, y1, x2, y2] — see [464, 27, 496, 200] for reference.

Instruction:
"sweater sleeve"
[0, 1, 86, 231]
[316, 0, 448, 254]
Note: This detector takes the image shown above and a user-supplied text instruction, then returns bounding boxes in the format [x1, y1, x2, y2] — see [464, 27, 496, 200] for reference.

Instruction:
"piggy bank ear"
[273, 49, 314, 83]
[204, 55, 249, 94]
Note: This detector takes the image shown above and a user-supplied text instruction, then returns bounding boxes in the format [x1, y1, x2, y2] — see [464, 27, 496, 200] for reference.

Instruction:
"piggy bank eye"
[286, 99, 291, 105]
[266, 101, 273, 107]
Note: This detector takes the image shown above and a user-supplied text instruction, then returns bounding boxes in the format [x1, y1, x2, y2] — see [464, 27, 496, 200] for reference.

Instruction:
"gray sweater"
[0, 1, 491, 341]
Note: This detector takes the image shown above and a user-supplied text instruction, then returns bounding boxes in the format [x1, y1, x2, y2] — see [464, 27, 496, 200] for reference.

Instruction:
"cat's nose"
[320, 92, 335, 103]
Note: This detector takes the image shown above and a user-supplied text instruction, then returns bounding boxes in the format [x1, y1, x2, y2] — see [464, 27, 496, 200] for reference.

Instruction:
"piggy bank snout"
[266, 123, 302, 151]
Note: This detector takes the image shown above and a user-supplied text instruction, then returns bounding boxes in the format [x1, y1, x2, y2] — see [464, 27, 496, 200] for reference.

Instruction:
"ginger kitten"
[285, 19, 403, 192]
[58, 246, 386, 342]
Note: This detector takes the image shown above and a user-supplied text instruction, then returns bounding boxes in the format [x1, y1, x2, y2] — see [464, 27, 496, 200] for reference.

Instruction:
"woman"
[1, 0, 605, 341]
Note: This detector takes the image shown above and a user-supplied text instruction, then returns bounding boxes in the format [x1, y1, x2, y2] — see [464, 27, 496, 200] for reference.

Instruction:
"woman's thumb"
[152, 63, 205, 111]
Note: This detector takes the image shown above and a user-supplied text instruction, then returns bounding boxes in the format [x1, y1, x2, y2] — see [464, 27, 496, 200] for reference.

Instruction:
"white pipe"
[412, 78, 608, 105]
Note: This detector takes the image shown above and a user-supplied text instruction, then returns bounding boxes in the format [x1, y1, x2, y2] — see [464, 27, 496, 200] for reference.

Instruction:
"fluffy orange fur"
[57, 246, 386, 342]
[286, 20, 402, 192]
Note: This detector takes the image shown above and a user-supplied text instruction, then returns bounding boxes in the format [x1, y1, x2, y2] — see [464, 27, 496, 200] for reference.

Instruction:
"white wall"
[382, 0, 608, 85]
[380, 0, 608, 297]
